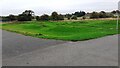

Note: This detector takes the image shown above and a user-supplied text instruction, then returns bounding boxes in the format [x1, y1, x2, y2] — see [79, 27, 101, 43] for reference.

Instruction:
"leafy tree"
[74, 12, 79, 17]
[51, 12, 59, 20]
[17, 14, 32, 21]
[82, 16, 86, 19]
[71, 15, 77, 20]
[106, 13, 114, 18]
[40, 14, 50, 21]
[111, 10, 120, 14]
[8, 14, 17, 21]
[36, 16, 40, 21]
[23, 10, 34, 16]
[1, 16, 10, 22]
[111, 11, 117, 14]
[65, 14, 72, 20]
[73, 11, 86, 17]
[17, 10, 34, 21]
[116, 10, 120, 14]
[90, 12, 99, 19]
[58, 14, 64, 20]
[99, 11, 107, 18]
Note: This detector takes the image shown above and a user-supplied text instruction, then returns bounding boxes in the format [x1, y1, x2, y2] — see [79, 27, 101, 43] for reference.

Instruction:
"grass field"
[1, 20, 120, 41]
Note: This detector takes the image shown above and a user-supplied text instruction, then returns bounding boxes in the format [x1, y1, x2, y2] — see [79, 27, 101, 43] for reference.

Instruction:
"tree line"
[36, 12, 64, 21]
[1, 10, 120, 22]
[90, 10, 120, 19]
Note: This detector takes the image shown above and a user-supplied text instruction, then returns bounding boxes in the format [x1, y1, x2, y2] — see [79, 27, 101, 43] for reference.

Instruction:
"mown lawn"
[1, 20, 120, 41]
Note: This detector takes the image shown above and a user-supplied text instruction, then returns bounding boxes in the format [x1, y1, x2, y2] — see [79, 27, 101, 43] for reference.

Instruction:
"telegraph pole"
[116, 12, 119, 30]
[117, 1, 120, 30]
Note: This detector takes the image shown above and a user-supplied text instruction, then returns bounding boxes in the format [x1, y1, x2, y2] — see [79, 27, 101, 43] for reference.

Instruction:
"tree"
[99, 11, 107, 18]
[17, 10, 34, 21]
[58, 14, 64, 20]
[111, 11, 117, 14]
[23, 10, 34, 16]
[90, 12, 99, 19]
[116, 10, 120, 14]
[73, 11, 86, 17]
[8, 14, 17, 21]
[65, 14, 72, 20]
[1, 16, 10, 22]
[71, 15, 77, 20]
[106, 13, 114, 18]
[74, 12, 79, 17]
[36, 16, 40, 21]
[40, 14, 50, 21]
[51, 12, 59, 20]
[111, 10, 120, 14]
[82, 16, 86, 19]
[17, 14, 32, 21]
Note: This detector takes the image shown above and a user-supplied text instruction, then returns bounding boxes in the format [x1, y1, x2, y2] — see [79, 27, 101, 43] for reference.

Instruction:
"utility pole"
[117, 1, 120, 30]
[116, 12, 119, 30]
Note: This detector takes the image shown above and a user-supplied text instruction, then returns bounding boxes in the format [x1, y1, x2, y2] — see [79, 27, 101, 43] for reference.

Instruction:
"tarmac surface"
[2, 30, 118, 66]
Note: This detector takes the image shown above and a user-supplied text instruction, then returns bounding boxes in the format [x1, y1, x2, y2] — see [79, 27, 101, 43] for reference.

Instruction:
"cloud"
[0, 0, 119, 16]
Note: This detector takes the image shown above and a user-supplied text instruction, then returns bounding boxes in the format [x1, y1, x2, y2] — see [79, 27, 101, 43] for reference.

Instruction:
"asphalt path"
[2, 30, 66, 59]
[2, 30, 118, 66]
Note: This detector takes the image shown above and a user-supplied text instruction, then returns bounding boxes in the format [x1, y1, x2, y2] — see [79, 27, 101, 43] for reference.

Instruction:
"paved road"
[2, 30, 118, 66]
[2, 30, 66, 59]
[0, 30, 2, 67]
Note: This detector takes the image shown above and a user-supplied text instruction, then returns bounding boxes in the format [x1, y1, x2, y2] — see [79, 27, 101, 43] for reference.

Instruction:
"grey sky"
[0, 0, 119, 16]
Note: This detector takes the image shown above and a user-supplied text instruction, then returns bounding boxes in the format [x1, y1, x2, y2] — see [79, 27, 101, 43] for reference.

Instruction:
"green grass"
[1, 20, 120, 41]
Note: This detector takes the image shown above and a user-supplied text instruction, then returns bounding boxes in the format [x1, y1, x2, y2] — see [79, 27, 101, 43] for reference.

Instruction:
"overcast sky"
[0, 0, 119, 16]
